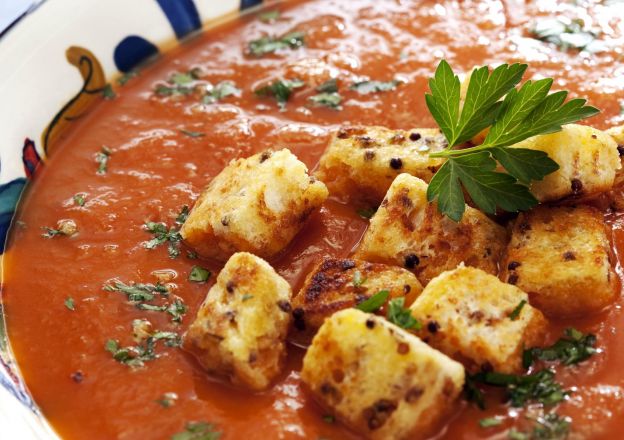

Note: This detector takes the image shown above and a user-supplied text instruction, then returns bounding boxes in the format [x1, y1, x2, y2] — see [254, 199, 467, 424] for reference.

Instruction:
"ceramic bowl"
[0, 0, 266, 437]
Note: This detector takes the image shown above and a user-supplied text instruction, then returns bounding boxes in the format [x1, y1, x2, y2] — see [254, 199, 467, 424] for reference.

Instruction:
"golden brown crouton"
[315, 126, 447, 203]
[301, 308, 465, 440]
[607, 124, 624, 187]
[290, 258, 423, 343]
[500, 205, 617, 318]
[410, 266, 547, 374]
[180, 148, 328, 261]
[183, 252, 292, 391]
[509, 124, 620, 202]
[355, 173, 507, 285]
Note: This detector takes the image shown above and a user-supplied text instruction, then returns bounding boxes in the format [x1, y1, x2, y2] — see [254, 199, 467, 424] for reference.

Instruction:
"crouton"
[180, 148, 328, 261]
[607, 124, 624, 187]
[301, 308, 465, 440]
[290, 258, 423, 343]
[355, 173, 507, 285]
[509, 124, 620, 202]
[500, 205, 617, 318]
[410, 266, 547, 374]
[183, 252, 293, 390]
[315, 126, 447, 203]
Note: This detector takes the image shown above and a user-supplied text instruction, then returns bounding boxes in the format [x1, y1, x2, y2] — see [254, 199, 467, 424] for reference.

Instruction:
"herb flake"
[248, 31, 305, 56]
[386, 297, 421, 330]
[508, 299, 527, 320]
[523, 328, 597, 368]
[350, 79, 402, 95]
[189, 266, 211, 283]
[95, 146, 112, 174]
[171, 422, 221, 440]
[355, 290, 389, 313]
[64, 297, 75, 311]
[255, 79, 305, 109]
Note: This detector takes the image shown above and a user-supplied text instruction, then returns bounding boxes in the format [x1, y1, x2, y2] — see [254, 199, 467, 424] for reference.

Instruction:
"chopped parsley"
[508, 299, 527, 320]
[102, 84, 116, 100]
[258, 9, 280, 23]
[350, 79, 402, 95]
[171, 422, 221, 440]
[248, 31, 305, 56]
[155, 69, 201, 97]
[309, 79, 342, 109]
[523, 328, 597, 368]
[157, 392, 178, 408]
[386, 297, 421, 330]
[105, 331, 180, 368]
[103, 280, 169, 302]
[73, 193, 86, 206]
[255, 79, 305, 109]
[309, 92, 342, 109]
[186, 250, 198, 260]
[322, 414, 335, 424]
[179, 129, 206, 138]
[117, 70, 139, 86]
[508, 412, 571, 440]
[425, 60, 598, 221]
[95, 146, 112, 174]
[189, 266, 211, 283]
[41, 226, 69, 238]
[473, 369, 567, 408]
[355, 290, 389, 313]
[144, 206, 188, 258]
[352, 270, 367, 288]
[241, 294, 254, 302]
[530, 18, 600, 52]
[479, 417, 502, 428]
[137, 298, 187, 323]
[64, 297, 75, 311]
[202, 81, 241, 104]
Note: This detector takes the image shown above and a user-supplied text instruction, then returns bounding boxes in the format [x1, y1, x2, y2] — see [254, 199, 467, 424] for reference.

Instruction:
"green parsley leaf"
[309, 92, 342, 109]
[73, 193, 86, 206]
[425, 60, 599, 221]
[171, 422, 221, 440]
[64, 297, 75, 311]
[102, 84, 116, 100]
[202, 81, 241, 104]
[187, 250, 198, 260]
[179, 129, 206, 138]
[242, 294, 254, 301]
[523, 328, 597, 368]
[117, 70, 139, 86]
[386, 297, 421, 330]
[258, 9, 280, 22]
[508, 429, 529, 440]
[255, 79, 305, 109]
[479, 417, 502, 428]
[248, 31, 305, 56]
[189, 266, 211, 282]
[508, 299, 527, 320]
[464, 373, 486, 409]
[41, 226, 67, 238]
[137, 299, 187, 323]
[96, 146, 112, 174]
[531, 412, 571, 439]
[355, 290, 389, 313]
[427, 152, 538, 221]
[531, 18, 599, 52]
[350, 79, 402, 95]
[154, 69, 200, 97]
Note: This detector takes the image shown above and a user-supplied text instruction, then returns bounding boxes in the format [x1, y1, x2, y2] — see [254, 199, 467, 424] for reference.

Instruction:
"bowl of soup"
[1, 0, 624, 439]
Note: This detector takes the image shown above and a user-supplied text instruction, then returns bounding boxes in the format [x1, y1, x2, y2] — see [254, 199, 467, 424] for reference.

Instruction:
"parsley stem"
[429, 144, 492, 158]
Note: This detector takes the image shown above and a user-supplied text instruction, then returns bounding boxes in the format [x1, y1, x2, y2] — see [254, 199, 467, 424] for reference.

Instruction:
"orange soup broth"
[3, 0, 624, 439]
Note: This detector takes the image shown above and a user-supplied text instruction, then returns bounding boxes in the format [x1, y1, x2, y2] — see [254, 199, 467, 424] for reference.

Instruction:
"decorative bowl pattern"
[0, 0, 266, 436]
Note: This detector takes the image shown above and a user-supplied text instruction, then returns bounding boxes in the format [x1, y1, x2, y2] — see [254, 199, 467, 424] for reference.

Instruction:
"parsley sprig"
[144, 206, 189, 258]
[425, 60, 599, 221]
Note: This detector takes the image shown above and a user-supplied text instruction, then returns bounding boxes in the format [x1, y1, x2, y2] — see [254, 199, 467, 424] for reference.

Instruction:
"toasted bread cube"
[607, 124, 624, 188]
[290, 258, 423, 343]
[301, 309, 464, 440]
[183, 252, 293, 390]
[180, 148, 328, 261]
[500, 205, 617, 318]
[509, 124, 619, 202]
[315, 126, 447, 203]
[410, 266, 547, 374]
[355, 173, 507, 285]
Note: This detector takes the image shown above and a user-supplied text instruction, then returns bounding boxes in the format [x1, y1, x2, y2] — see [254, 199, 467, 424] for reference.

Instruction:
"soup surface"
[3, 0, 624, 439]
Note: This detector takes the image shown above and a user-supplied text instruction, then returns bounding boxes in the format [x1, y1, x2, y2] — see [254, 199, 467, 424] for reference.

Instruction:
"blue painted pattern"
[156, 0, 201, 39]
[114, 35, 159, 73]
[240, 0, 263, 10]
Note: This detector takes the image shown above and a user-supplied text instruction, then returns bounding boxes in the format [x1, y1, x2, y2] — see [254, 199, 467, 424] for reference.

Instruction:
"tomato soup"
[3, 0, 624, 439]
